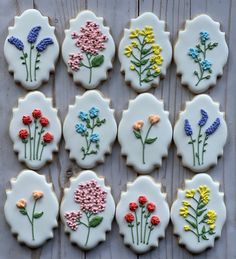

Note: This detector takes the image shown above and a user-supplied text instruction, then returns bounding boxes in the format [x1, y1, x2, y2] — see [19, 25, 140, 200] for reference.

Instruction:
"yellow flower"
[131, 41, 138, 48]
[207, 210, 217, 225]
[140, 26, 154, 36]
[152, 44, 162, 55]
[185, 189, 196, 198]
[184, 225, 191, 231]
[151, 64, 161, 74]
[179, 207, 189, 218]
[130, 29, 140, 38]
[182, 200, 190, 207]
[145, 34, 155, 43]
[124, 45, 133, 57]
[130, 64, 135, 70]
[210, 224, 215, 230]
[198, 185, 210, 204]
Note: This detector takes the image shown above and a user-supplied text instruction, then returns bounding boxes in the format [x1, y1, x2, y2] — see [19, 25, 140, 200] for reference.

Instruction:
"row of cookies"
[4, 169, 226, 254]
[5, 9, 228, 94]
[10, 90, 227, 173]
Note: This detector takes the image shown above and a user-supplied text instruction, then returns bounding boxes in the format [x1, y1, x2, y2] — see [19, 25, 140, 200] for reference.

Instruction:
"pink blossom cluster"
[68, 53, 83, 71]
[74, 180, 107, 214]
[64, 211, 82, 231]
[71, 21, 108, 55]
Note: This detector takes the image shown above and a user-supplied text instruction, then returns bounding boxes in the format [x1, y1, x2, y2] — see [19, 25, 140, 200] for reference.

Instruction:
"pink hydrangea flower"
[68, 53, 83, 71]
[64, 211, 82, 231]
[74, 179, 107, 214]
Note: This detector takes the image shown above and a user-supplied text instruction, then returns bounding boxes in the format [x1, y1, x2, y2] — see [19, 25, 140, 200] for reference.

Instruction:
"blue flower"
[200, 31, 210, 43]
[79, 111, 88, 121]
[89, 107, 99, 118]
[184, 119, 193, 136]
[90, 133, 99, 142]
[198, 109, 208, 127]
[200, 60, 212, 71]
[8, 36, 24, 50]
[27, 26, 41, 44]
[188, 48, 199, 59]
[75, 123, 87, 134]
[36, 38, 54, 52]
[205, 118, 220, 136]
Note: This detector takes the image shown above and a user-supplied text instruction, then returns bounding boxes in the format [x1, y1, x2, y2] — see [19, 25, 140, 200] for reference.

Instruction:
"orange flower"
[32, 191, 44, 200]
[133, 120, 144, 131]
[148, 114, 160, 125]
[16, 199, 27, 208]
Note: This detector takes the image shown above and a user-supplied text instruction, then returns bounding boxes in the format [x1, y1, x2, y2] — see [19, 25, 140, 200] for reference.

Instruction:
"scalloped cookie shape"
[174, 14, 228, 94]
[4, 170, 59, 248]
[173, 94, 227, 172]
[62, 10, 115, 89]
[119, 12, 172, 92]
[9, 91, 62, 170]
[4, 9, 59, 90]
[171, 174, 226, 253]
[63, 90, 117, 169]
[116, 176, 169, 254]
[118, 93, 172, 174]
[60, 170, 115, 250]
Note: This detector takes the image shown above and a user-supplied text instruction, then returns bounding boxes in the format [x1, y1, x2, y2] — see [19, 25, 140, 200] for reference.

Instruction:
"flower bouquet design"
[64, 180, 107, 247]
[16, 191, 44, 241]
[188, 31, 218, 86]
[8, 26, 54, 82]
[179, 185, 217, 242]
[124, 195, 160, 245]
[133, 114, 160, 164]
[75, 107, 106, 160]
[184, 109, 220, 166]
[18, 109, 54, 161]
[124, 26, 163, 86]
[68, 21, 108, 84]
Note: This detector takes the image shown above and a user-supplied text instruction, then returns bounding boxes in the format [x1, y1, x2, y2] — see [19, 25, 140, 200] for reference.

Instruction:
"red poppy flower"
[40, 116, 49, 127]
[43, 132, 54, 143]
[147, 202, 156, 212]
[32, 109, 42, 119]
[18, 129, 29, 139]
[129, 202, 138, 212]
[150, 215, 160, 225]
[124, 213, 135, 223]
[138, 195, 148, 205]
[22, 115, 32, 125]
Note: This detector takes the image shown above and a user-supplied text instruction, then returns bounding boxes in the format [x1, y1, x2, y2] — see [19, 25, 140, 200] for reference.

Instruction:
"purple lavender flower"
[27, 26, 41, 44]
[205, 118, 220, 136]
[184, 119, 193, 136]
[198, 109, 208, 126]
[8, 36, 24, 50]
[36, 38, 53, 52]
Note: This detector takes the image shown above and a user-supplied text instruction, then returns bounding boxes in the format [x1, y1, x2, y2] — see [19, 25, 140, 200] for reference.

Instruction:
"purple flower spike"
[198, 109, 208, 127]
[27, 26, 41, 44]
[36, 38, 54, 52]
[8, 36, 24, 50]
[205, 118, 220, 136]
[184, 119, 193, 136]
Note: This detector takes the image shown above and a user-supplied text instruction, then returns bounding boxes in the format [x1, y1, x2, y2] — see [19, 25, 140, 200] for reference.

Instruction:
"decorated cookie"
[118, 93, 172, 174]
[174, 14, 228, 93]
[171, 174, 226, 253]
[62, 10, 115, 89]
[60, 170, 115, 250]
[118, 12, 172, 92]
[4, 9, 59, 90]
[173, 94, 227, 172]
[4, 170, 59, 248]
[116, 176, 169, 254]
[9, 91, 62, 170]
[63, 90, 117, 168]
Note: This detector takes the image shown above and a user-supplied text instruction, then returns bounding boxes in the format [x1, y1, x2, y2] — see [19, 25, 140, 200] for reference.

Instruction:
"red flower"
[22, 115, 32, 125]
[129, 202, 138, 212]
[32, 109, 42, 119]
[18, 129, 29, 139]
[124, 213, 134, 223]
[40, 116, 49, 127]
[147, 202, 156, 212]
[138, 195, 148, 205]
[151, 215, 160, 225]
[43, 132, 54, 143]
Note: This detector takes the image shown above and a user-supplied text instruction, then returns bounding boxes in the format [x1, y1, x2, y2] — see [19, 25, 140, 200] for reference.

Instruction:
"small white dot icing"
[174, 14, 228, 94]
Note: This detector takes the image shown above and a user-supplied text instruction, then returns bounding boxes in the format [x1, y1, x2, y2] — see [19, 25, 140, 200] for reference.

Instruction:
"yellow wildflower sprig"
[124, 26, 164, 86]
[179, 185, 216, 242]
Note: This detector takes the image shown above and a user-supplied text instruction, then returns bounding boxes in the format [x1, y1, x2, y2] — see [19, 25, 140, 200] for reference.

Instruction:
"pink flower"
[64, 211, 82, 231]
[68, 53, 83, 71]
[71, 21, 108, 56]
[74, 179, 107, 214]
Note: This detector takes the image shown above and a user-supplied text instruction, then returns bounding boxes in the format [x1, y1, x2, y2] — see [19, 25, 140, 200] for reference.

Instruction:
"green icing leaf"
[19, 209, 27, 215]
[186, 219, 197, 229]
[131, 60, 141, 67]
[89, 216, 103, 227]
[33, 212, 44, 219]
[145, 137, 157, 144]
[91, 55, 104, 67]
[141, 47, 152, 55]
[133, 130, 141, 139]
[197, 209, 207, 217]
[140, 59, 149, 65]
